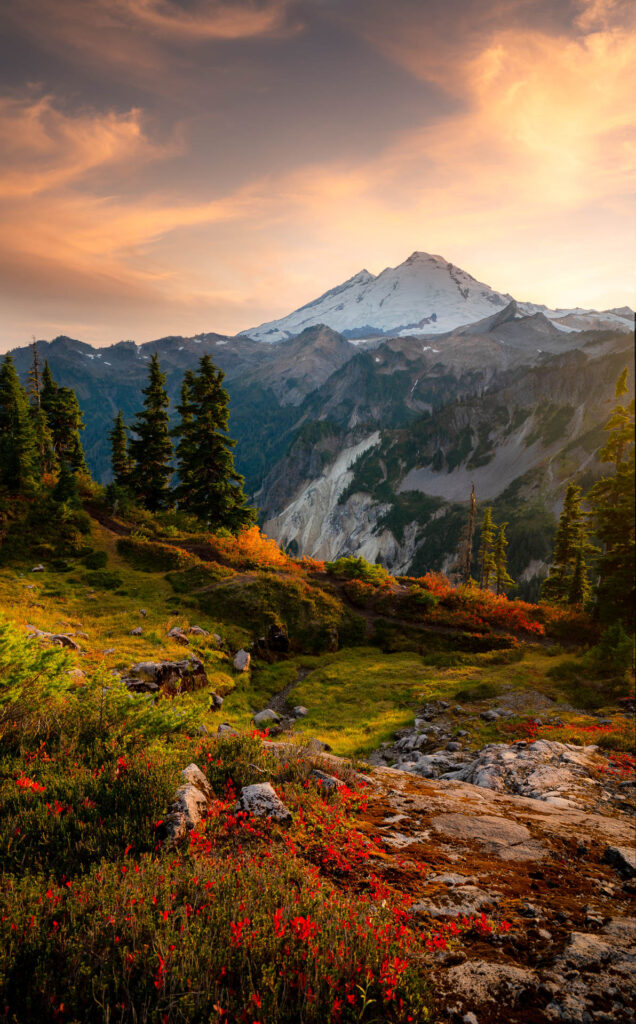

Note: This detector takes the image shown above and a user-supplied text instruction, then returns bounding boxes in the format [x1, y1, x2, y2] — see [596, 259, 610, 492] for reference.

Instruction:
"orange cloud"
[0, 95, 164, 198]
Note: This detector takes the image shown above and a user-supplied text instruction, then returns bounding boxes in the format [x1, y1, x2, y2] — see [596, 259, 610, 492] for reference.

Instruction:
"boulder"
[480, 709, 500, 722]
[233, 649, 251, 672]
[129, 626, 143, 636]
[253, 708, 280, 726]
[217, 722, 238, 736]
[237, 782, 292, 822]
[31, 565, 45, 572]
[292, 706, 308, 717]
[188, 625, 210, 637]
[210, 692, 224, 710]
[67, 668, 87, 685]
[603, 845, 636, 879]
[122, 658, 208, 695]
[311, 768, 343, 790]
[139, 608, 147, 617]
[26, 627, 81, 651]
[167, 626, 190, 645]
[164, 763, 213, 841]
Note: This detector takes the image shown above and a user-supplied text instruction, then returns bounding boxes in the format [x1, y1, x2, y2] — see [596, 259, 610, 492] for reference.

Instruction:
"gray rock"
[139, 608, 147, 616]
[233, 649, 251, 672]
[306, 737, 332, 753]
[188, 625, 210, 636]
[167, 626, 190, 645]
[431, 812, 545, 861]
[292, 705, 308, 717]
[217, 722, 238, 736]
[130, 626, 143, 636]
[237, 782, 291, 822]
[164, 763, 213, 841]
[253, 708, 280, 726]
[464, 1014, 479, 1024]
[603, 845, 636, 878]
[210, 692, 224, 710]
[311, 768, 343, 790]
[31, 564, 45, 572]
[480, 709, 500, 722]
[446, 741, 462, 752]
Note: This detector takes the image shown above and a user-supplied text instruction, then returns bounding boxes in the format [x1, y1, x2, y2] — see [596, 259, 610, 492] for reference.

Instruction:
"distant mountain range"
[7, 251, 634, 594]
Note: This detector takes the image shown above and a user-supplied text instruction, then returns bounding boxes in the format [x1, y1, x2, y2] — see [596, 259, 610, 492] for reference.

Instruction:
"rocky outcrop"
[361, 761, 636, 1023]
[122, 658, 208, 694]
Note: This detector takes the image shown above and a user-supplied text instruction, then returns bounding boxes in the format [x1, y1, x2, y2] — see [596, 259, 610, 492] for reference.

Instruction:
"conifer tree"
[40, 362, 88, 473]
[129, 354, 173, 511]
[478, 507, 497, 590]
[494, 523, 515, 595]
[455, 483, 476, 583]
[587, 368, 635, 623]
[173, 371, 197, 504]
[568, 543, 591, 608]
[52, 460, 80, 506]
[541, 483, 590, 605]
[27, 342, 56, 473]
[108, 411, 131, 488]
[0, 355, 37, 492]
[174, 355, 256, 530]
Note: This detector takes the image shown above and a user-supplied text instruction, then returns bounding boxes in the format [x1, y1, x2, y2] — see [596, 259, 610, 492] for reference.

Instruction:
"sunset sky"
[0, 0, 634, 350]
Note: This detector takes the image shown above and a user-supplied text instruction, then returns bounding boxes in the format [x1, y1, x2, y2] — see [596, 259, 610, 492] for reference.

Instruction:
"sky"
[0, 0, 634, 350]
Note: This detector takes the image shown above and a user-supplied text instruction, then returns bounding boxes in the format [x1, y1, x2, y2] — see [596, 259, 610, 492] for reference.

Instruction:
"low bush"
[83, 569, 123, 591]
[326, 555, 390, 586]
[117, 536, 204, 573]
[83, 549, 108, 570]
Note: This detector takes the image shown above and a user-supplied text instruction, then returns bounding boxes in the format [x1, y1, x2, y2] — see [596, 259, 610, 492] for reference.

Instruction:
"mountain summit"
[242, 251, 514, 342]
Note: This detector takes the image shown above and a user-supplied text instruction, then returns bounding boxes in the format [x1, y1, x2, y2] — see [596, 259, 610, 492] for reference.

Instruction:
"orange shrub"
[207, 526, 296, 572]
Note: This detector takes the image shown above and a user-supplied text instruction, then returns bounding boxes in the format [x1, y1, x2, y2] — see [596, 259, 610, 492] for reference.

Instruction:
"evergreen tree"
[568, 543, 591, 608]
[494, 523, 515, 595]
[174, 355, 256, 530]
[129, 354, 174, 511]
[587, 368, 635, 624]
[40, 362, 88, 473]
[108, 411, 131, 488]
[478, 507, 497, 590]
[27, 342, 56, 473]
[541, 483, 590, 605]
[173, 371, 197, 504]
[52, 460, 80, 506]
[0, 355, 37, 492]
[455, 483, 476, 583]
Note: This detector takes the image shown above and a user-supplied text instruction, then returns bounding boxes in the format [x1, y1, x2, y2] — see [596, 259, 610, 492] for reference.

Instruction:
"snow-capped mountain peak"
[242, 251, 512, 343]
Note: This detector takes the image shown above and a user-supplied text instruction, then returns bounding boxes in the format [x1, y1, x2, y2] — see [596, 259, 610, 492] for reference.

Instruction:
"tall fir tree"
[455, 483, 476, 583]
[587, 368, 635, 624]
[173, 371, 197, 504]
[108, 411, 131, 488]
[27, 342, 56, 473]
[568, 543, 591, 608]
[494, 523, 515, 595]
[541, 483, 591, 605]
[174, 355, 256, 530]
[129, 354, 174, 511]
[0, 355, 38, 492]
[40, 362, 88, 473]
[478, 507, 497, 590]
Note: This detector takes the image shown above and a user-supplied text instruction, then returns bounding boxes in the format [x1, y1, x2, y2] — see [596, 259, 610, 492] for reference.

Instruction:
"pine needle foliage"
[129, 354, 174, 511]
